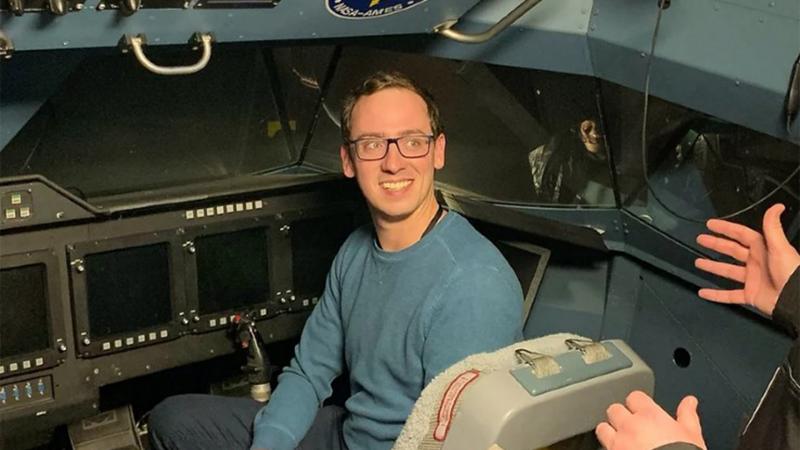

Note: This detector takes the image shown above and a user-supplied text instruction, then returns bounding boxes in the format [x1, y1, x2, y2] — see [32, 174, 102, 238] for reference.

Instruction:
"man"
[148, 71, 523, 450]
[595, 203, 799, 450]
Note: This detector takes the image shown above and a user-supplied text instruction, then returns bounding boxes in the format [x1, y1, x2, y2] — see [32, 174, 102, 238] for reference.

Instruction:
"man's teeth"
[381, 180, 412, 191]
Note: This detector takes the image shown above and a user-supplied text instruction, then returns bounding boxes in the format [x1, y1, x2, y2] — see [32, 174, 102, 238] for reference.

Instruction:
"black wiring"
[640, 5, 800, 224]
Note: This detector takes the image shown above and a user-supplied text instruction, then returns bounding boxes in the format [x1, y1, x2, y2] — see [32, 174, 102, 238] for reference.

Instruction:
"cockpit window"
[0, 45, 308, 199]
[603, 81, 799, 249]
[301, 47, 616, 207]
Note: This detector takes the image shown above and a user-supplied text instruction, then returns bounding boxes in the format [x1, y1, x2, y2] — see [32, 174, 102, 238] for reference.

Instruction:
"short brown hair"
[340, 71, 443, 142]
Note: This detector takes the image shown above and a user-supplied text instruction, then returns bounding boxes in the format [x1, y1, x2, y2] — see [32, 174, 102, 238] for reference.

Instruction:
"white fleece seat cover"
[392, 333, 585, 450]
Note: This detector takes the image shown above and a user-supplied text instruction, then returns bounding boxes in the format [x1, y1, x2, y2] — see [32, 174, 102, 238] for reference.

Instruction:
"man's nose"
[381, 141, 404, 173]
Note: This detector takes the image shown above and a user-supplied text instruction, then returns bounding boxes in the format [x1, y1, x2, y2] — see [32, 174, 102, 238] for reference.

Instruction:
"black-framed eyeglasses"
[347, 135, 435, 161]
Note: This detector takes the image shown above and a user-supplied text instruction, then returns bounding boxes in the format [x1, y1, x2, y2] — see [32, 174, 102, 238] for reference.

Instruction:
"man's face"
[340, 87, 445, 222]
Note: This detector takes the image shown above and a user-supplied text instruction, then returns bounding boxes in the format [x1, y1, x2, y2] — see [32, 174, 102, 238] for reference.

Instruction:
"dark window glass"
[602, 81, 800, 250]
[86, 244, 172, 338]
[0, 45, 294, 199]
[291, 214, 353, 301]
[196, 227, 269, 315]
[304, 47, 615, 206]
[0, 264, 49, 359]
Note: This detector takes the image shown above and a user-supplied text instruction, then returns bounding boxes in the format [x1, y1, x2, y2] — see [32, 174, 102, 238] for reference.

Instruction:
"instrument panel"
[0, 176, 362, 448]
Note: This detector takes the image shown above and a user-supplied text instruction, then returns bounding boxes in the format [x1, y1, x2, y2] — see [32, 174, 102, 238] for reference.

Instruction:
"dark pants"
[148, 394, 348, 450]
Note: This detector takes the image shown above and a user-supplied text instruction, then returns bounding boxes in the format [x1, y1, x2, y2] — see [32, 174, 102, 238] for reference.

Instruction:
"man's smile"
[380, 179, 413, 191]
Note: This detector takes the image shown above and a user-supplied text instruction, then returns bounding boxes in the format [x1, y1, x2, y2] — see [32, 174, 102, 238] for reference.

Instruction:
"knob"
[181, 317, 189, 326]
[57, 343, 67, 352]
[8, 0, 24, 16]
[82, 337, 91, 346]
[192, 315, 200, 323]
[48, 0, 67, 15]
[120, 0, 140, 15]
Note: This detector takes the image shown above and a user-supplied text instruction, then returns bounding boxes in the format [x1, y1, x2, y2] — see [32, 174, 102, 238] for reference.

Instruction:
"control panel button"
[35, 358, 44, 367]
[102, 342, 111, 351]
[10, 193, 22, 205]
[159, 330, 168, 338]
[5, 209, 17, 219]
[19, 207, 30, 218]
[9, 363, 18, 372]
[22, 360, 31, 369]
[149, 332, 157, 341]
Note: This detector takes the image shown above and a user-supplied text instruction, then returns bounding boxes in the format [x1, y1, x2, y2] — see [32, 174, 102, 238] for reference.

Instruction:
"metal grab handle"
[120, 33, 214, 76]
[433, 0, 544, 44]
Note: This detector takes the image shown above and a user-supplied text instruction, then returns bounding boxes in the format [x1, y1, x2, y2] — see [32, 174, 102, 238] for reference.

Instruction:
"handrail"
[120, 33, 214, 76]
[433, 0, 544, 44]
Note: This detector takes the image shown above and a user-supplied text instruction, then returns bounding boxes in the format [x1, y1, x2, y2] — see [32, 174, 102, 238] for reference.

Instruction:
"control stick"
[233, 314, 272, 402]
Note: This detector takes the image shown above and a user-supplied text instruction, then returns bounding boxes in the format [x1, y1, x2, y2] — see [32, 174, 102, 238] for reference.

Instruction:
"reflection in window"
[603, 81, 799, 241]
[302, 47, 616, 207]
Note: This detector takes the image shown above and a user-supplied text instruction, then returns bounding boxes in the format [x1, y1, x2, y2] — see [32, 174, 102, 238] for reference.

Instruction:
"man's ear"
[340, 145, 356, 178]
[433, 133, 446, 170]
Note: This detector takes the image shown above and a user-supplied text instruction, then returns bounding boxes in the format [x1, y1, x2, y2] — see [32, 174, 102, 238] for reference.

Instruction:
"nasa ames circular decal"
[327, 0, 429, 19]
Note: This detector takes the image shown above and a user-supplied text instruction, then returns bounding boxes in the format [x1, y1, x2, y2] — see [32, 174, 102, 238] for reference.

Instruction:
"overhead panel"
[588, 0, 800, 142]
[0, 0, 481, 51]
[423, 0, 594, 76]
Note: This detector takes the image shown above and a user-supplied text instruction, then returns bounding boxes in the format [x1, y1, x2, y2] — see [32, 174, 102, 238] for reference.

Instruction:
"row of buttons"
[207, 309, 269, 328]
[185, 200, 264, 220]
[100, 330, 169, 351]
[4, 207, 31, 220]
[0, 357, 45, 376]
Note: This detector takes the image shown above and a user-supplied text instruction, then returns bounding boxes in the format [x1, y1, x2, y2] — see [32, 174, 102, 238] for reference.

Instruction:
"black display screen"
[196, 227, 269, 315]
[86, 243, 172, 338]
[291, 214, 353, 299]
[0, 264, 50, 359]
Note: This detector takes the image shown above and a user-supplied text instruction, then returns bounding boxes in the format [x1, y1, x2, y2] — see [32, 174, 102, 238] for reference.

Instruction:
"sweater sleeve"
[772, 267, 799, 339]
[251, 253, 347, 450]
[421, 263, 524, 385]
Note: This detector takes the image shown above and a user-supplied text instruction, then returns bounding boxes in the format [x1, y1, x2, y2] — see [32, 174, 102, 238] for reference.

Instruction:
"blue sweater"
[252, 212, 523, 450]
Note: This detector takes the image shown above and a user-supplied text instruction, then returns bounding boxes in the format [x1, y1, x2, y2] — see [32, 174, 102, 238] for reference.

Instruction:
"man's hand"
[595, 391, 707, 450]
[695, 203, 800, 316]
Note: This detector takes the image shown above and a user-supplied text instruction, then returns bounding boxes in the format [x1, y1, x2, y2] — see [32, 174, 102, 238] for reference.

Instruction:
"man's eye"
[405, 138, 423, 148]
[364, 140, 383, 150]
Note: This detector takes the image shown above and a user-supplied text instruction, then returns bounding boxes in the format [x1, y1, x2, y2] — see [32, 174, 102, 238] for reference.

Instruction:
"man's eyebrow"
[352, 129, 431, 140]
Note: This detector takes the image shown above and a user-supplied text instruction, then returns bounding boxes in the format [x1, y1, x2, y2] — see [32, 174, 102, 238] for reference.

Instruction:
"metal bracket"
[118, 32, 215, 76]
[433, 0, 544, 44]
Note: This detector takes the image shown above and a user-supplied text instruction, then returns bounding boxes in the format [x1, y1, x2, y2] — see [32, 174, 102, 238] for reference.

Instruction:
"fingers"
[697, 288, 745, 305]
[696, 234, 749, 262]
[625, 390, 657, 414]
[676, 395, 702, 436]
[694, 258, 746, 283]
[706, 218, 762, 247]
[595, 422, 615, 449]
[606, 403, 632, 430]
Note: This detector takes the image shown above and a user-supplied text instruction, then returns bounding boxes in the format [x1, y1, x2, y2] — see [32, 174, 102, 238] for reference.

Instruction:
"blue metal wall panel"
[421, 0, 594, 76]
[1, 0, 479, 51]
[589, 0, 799, 141]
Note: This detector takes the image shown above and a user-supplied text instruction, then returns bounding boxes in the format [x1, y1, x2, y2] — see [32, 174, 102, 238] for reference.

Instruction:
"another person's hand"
[596, 391, 707, 450]
[695, 203, 800, 316]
